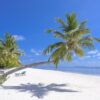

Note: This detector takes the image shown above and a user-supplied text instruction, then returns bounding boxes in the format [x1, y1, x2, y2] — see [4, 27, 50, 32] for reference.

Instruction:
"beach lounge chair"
[15, 71, 26, 76]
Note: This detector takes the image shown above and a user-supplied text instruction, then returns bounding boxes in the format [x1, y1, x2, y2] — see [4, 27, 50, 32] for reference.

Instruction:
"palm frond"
[74, 46, 84, 57]
[46, 29, 65, 39]
[43, 42, 64, 55]
[73, 29, 90, 38]
[46, 29, 55, 33]
[62, 51, 72, 61]
[66, 13, 76, 24]
[78, 36, 94, 49]
[94, 38, 100, 42]
[48, 48, 60, 61]
[56, 18, 67, 28]
[66, 13, 78, 31]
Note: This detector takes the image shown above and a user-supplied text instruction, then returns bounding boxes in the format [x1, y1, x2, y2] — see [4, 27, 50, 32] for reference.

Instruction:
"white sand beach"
[0, 68, 100, 100]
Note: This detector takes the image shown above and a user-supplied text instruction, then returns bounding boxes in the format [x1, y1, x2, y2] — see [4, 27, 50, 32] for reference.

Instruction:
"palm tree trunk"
[3, 60, 54, 76]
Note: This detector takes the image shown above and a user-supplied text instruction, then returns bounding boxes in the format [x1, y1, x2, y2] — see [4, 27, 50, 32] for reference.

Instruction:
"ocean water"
[33, 66, 100, 76]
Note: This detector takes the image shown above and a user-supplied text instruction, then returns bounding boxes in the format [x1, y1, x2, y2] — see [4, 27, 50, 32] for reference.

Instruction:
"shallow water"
[33, 66, 100, 76]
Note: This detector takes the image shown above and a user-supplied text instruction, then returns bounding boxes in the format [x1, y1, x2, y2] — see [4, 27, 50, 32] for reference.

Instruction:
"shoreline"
[33, 66, 100, 76]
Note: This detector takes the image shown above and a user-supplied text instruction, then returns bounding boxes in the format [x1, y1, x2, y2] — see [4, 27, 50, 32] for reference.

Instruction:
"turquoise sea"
[34, 66, 100, 76]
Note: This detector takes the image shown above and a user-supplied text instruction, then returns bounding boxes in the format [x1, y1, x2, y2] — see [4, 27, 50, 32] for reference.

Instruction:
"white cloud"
[87, 49, 100, 59]
[87, 49, 98, 54]
[30, 49, 42, 56]
[13, 35, 25, 41]
[78, 55, 92, 60]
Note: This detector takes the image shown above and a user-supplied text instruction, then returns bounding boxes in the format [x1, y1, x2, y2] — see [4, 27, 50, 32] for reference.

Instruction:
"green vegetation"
[0, 75, 7, 85]
[43, 13, 100, 66]
[0, 33, 22, 69]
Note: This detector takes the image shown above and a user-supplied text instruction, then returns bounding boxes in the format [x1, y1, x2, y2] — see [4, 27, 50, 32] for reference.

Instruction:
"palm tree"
[43, 13, 100, 66]
[0, 33, 53, 80]
[0, 33, 22, 68]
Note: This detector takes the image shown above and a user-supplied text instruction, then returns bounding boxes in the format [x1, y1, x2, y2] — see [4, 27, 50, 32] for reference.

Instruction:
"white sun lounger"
[15, 71, 26, 76]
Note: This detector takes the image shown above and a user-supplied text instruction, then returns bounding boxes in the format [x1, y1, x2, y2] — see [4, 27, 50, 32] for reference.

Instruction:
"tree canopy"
[43, 13, 100, 67]
[0, 33, 22, 69]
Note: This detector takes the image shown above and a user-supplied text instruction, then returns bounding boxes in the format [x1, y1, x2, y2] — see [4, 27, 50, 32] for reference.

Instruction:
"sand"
[0, 68, 100, 100]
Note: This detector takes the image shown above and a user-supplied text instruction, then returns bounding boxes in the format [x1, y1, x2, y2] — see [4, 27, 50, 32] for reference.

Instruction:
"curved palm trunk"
[3, 60, 54, 76]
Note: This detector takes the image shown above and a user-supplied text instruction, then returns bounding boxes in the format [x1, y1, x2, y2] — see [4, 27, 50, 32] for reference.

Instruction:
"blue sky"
[0, 0, 100, 67]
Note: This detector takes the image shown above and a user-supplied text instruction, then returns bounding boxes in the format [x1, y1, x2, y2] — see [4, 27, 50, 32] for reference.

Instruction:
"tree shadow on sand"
[3, 83, 79, 98]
